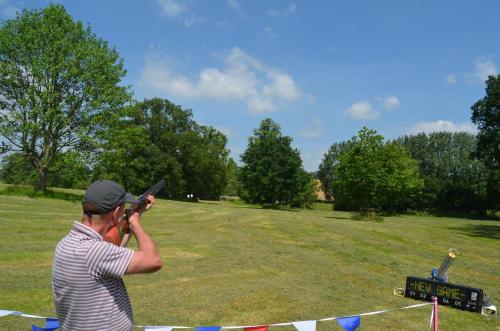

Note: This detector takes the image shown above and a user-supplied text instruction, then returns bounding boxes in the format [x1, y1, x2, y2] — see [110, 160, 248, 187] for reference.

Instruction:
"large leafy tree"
[333, 127, 423, 212]
[471, 74, 500, 210]
[239, 118, 315, 207]
[0, 4, 129, 190]
[94, 98, 229, 199]
[398, 132, 488, 213]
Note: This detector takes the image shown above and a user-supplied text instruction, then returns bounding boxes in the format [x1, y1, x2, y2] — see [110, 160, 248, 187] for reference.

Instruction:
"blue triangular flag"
[337, 316, 360, 331]
[32, 318, 59, 331]
[195, 327, 221, 331]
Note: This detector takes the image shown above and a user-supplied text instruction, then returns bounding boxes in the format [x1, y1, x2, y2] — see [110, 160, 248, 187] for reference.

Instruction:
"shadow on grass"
[261, 204, 299, 212]
[221, 200, 302, 212]
[434, 210, 499, 221]
[230, 205, 263, 210]
[350, 213, 384, 222]
[197, 200, 219, 205]
[324, 214, 384, 222]
[449, 224, 500, 240]
[323, 215, 353, 221]
[0, 186, 83, 201]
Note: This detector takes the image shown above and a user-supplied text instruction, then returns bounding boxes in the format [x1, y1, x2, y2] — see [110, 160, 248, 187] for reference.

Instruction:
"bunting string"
[1, 302, 433, 331]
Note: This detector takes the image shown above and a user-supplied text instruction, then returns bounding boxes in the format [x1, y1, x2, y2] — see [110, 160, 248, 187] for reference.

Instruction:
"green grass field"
[0, 189, 498, 330]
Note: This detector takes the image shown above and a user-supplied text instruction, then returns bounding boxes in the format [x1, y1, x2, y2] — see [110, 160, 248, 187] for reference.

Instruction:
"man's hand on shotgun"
[126, 194, 163, 274]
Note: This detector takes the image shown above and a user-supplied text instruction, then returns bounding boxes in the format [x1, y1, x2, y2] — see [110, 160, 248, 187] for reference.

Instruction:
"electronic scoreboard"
[404, 276, 485, 313]
[394, 248, 496, 316]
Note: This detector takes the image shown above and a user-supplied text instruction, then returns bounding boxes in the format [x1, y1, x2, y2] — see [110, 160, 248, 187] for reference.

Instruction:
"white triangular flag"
[0, 310, 20, 317]
[292, 320, 316, 331]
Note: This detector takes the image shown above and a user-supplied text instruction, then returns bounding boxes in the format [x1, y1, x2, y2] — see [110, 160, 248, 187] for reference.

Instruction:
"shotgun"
[103, 179, 165, 246]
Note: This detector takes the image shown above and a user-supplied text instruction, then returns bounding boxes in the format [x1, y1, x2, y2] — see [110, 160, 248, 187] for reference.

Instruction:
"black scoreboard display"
[404, 276, 485, 313]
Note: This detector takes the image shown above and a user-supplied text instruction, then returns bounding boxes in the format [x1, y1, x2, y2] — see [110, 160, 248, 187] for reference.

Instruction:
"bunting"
[292, 320, 316, 331]
[31, 318, 59, 331]
[195, 326, 222, 331]
[336, 316, 360, 331]
[0, 310, 21, 317]
[1, 302, 432, 330]
[243, 326, 268, 331]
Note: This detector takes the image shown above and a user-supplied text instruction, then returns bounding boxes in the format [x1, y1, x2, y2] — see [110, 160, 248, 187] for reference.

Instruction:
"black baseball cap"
[82, 180, 138, 214]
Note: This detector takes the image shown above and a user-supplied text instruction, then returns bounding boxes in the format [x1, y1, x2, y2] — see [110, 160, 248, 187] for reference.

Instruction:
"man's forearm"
[132, 220, 161, 259]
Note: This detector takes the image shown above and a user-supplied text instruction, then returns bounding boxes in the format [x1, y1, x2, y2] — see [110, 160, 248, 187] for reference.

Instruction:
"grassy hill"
[0, 192, 498, 330]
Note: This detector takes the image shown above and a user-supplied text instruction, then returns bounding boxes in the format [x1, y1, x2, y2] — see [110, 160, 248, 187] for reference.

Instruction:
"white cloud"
[158, 0, 186, 17]
[473, 57, 497, 82]
[344, 100, 379, 120]
[139, 47, 302, 113]
[183, 15, 207, 27]
[266, 3, 296, 17]
[247, 97, 276, 113]
[197, 66, 257, 100]
[447, 73, 457, 84]
[300, 118, 324, 138]
[263, 71, 300, 100]
[157, 0, 206, 27]
[465, 57, 497, 83]
[0, 0, 17, 18]
[382, 96, 400, 110]
[409, 120, 478, 134]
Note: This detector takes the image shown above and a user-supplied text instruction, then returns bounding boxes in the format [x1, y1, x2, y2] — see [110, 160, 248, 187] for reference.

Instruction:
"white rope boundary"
[135, 302, 433, 329]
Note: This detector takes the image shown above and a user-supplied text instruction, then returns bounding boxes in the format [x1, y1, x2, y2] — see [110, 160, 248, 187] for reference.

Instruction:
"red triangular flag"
[244, 326, 269, 331]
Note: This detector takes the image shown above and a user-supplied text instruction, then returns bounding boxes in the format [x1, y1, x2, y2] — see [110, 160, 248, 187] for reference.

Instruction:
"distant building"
[315, 179, 331, 201]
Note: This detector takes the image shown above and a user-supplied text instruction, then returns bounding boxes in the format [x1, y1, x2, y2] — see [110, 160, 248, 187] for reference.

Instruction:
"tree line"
[316, 75, 498, 215]
[0, 5, 498, 214]
[318, 129, 495, 215]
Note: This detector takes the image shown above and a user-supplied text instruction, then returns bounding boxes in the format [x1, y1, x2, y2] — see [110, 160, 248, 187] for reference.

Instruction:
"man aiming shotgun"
[52, 180, 164, 331]
[104, 179, 166, 247]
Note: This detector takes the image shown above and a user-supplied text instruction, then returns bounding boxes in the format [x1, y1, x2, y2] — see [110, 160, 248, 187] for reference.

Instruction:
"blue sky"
[1, 0, 499, 171]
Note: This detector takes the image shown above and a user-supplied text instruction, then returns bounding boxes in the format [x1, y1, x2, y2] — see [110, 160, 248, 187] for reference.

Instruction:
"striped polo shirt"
[52, 221, 134, 331]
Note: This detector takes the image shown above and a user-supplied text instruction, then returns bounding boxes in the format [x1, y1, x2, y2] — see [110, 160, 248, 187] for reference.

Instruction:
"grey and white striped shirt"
[52, 221, 134, 331]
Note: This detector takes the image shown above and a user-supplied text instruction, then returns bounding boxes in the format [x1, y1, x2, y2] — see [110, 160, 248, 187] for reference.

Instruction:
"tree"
[46, 151, 91, 189]
[0, 153, 36, 185]
[0, 151, 90, 189]
[0, 4, 129, 191]
[471, 74, 500, 210]
[377, 141, 424, 211]
[317, 141, 351, 200]
[222, 158, 240, 196]
[289, 170, 318, 209]
[239, 118, 315, 207]
[333, 127, 423, 212]
[185, 125, 229, 199]
[94, 98, 229, 199]
[398, 132, 488, 213]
